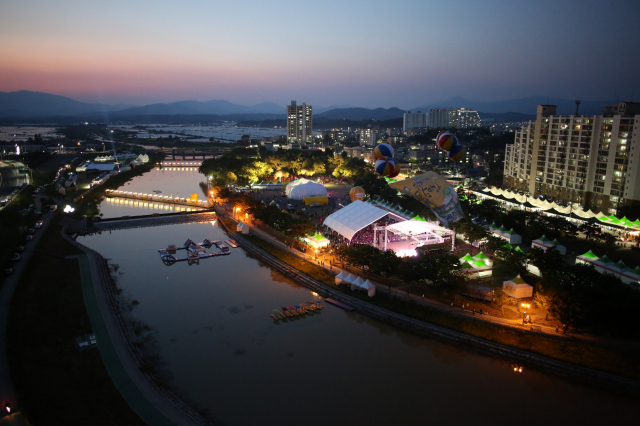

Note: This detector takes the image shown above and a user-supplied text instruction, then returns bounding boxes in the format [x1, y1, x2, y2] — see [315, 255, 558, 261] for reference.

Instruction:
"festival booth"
[285, 178, 327, 200]
[236, 222, 250, 234]
[459, 252, 493, 277]
[351, 276, 365, 291]
[531, 235, 566, 255]
[503, 275, 533, 299]
[575, 250, 640, 285]
[335, 270, 348, 284]
[304, 233, 330, 249]
[345, 274, 377, 297]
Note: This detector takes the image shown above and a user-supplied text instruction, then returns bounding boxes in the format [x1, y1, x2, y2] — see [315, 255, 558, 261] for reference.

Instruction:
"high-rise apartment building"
[427, 109, 455, 129]
[358, 128, 377, 146]
[503, 103, 640, 214]
[426, 108, 481, 129]
[403, 111, 427, 131]
[455, 108, 481, 128]
[286, 100, 313, 145]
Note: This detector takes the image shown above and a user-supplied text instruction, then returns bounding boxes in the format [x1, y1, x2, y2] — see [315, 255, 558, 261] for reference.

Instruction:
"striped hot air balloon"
[387, 160, 401, 178]
[375, 157, 399, 177]
[373, 143, 394, 160]
[448, 144, 466, 161]
[436, 131, 458, 151]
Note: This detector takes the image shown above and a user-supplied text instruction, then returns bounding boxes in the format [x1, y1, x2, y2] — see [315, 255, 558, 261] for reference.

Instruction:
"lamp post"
[521, 302, 530, 324]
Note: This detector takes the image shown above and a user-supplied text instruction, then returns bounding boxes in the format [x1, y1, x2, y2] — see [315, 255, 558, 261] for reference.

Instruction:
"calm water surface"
[83, 171, 640, 426]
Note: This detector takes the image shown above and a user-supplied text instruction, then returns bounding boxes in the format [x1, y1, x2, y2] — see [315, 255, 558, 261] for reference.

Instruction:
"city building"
[286, 100, 313, 145]
[427, 109, 454, 129]
[403, 111, 427, 131]
[427, 108, 481, 129]
[343, 145, 374, 160]
[358, 128, 377, 146]
[454, 108, 481, 128]
[503, 103, 640, 214]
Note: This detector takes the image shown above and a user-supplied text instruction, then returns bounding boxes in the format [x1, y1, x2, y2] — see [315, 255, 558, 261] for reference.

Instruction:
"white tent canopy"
[386, 219, 448, 235]
[324, 200, 390, 241]
[285, 178, 327, 200]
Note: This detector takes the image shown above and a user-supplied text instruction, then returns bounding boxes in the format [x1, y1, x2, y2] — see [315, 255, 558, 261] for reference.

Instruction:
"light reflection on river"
[82, 171, 640, 426]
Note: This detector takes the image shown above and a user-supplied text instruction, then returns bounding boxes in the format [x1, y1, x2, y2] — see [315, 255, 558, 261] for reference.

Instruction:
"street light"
[521, 303, 530, 324]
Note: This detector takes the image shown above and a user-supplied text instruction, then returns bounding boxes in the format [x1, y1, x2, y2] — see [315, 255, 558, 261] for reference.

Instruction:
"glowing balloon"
[436, 131, 458, 151]
[349, 186, 366, 202]
[375, 157, 399, 177]
[373, 143, 394, 160]
[448, 144, 465, 161]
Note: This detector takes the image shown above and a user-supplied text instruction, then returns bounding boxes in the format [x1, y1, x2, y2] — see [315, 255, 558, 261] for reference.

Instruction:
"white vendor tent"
[285, 178, 327, 200]
[503, 275, 533, 299]
[304, 233, 330, 248]
[531, 235, 566, 255]
[236, 222, 250, 234]
[324, 200, 390, 241]
[351, 276, 366, 290]
[335, 270, 348, 284]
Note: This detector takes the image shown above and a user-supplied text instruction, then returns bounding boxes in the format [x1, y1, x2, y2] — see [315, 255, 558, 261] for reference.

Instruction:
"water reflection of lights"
[512, 365, 523, 373]
[106, 197, 204, 212]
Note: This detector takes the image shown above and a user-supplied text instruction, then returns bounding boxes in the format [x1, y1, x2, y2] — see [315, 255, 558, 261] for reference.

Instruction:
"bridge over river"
[80, 211, 218, 234]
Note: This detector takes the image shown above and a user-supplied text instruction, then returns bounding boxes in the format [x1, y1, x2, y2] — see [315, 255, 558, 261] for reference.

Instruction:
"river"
[79, 168, 640, 426]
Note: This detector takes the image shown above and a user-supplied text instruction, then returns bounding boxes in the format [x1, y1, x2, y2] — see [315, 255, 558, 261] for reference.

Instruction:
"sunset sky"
[1, 0, 639, 108]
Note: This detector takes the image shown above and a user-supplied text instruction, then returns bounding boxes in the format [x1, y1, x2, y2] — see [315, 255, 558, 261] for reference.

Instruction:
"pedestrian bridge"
[104, 189, 211, 208]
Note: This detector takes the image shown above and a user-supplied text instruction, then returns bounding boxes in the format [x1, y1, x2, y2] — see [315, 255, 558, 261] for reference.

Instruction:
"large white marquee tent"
[324, 200, 389, 241]
[285, 178, 327, 200]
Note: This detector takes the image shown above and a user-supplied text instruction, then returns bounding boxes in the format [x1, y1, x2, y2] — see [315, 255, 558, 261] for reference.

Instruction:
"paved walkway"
[65, 235, 212, 426]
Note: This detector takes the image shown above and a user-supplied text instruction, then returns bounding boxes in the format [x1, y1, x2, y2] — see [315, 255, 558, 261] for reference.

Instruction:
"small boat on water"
[227, 239, 238, 248]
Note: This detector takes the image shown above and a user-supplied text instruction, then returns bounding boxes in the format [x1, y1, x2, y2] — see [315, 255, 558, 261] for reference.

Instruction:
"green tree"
[492, 283, 516, 316]
[529, 246, 564, 277]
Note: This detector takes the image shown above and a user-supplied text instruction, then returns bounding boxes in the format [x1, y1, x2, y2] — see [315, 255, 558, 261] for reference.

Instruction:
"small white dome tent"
[285, 178, 327, 200]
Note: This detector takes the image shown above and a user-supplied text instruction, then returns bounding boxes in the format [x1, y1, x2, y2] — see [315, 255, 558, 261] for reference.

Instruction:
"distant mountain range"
[316, 107, 405, 120]
[0, 91, 133, 117]
[0, 90, 618, 121]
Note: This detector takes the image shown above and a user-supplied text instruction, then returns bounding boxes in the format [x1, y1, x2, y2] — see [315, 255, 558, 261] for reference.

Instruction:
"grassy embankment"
[5, 217, 146, 426]
[239, 231, 640, 381]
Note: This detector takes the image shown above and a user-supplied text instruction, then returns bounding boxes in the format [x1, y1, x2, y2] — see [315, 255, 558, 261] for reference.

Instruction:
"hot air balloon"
[448, 144, 466, 161]
[349, 186, 366, 202]
[375, 157, 399, 177]
[436, 131, 458, 151]
[373, 143, 394, 160]
[387, 160, 401, 178]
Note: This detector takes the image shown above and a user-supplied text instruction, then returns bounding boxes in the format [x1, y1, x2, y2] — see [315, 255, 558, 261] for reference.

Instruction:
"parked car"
[28, 228, 34, 234]
[16, 246, 25, 252]
[35, 220, 43, 229]
[11, 253, 20, 261]
[25, 235, 33, 241]
[4, 268, 13, 276]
